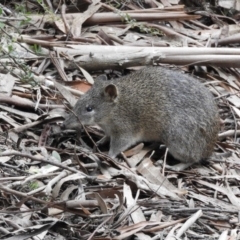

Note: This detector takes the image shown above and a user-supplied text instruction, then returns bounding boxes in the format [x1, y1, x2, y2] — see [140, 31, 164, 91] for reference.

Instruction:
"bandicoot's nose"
[62, 114, 82, 130]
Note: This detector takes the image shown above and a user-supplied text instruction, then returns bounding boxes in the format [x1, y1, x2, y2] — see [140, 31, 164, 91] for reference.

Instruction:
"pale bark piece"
[0, 93, 65, 110]
[176, 210, 203, 238]
[123, 183, 146, 224]
[0, 73, 16, 96]
[83, 12, 200, 24]
[137, 158, 185, 195]
[134, 232, 152, 240]
[0, 112, 20, 127]
[232, 106, 240, 118]
[0, 156, 11, 163]
[227, 95, 240, 108]
[55, 45, 240, 70]
[0, 104, 39, 120]
[219, 0, 240, 10]
[56, 45, 240, 55]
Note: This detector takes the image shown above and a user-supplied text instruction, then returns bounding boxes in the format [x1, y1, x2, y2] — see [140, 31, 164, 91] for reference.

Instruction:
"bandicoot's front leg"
[108, 136, 134, 158]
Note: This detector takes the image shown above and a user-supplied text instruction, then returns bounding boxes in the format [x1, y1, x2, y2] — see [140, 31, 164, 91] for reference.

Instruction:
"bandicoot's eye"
[86, 106, 93, 112]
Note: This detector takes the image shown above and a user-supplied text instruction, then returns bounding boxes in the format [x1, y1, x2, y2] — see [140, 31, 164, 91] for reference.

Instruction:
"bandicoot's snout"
[62, 113, 82, 130]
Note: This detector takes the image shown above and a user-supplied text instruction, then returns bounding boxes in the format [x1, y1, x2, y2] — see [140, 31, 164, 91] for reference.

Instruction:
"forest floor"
[0, 0, 240, 239]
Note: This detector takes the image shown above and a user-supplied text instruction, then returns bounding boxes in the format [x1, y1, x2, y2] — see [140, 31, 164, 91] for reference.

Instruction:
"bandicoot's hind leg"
[165, 129, 206, 170]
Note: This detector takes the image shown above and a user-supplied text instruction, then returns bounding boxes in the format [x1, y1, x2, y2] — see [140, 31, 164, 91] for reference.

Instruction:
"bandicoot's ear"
[104, 84, 118, 101]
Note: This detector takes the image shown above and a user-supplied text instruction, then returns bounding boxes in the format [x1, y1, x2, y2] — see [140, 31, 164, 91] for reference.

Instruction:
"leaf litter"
[0, 0, 240, 239]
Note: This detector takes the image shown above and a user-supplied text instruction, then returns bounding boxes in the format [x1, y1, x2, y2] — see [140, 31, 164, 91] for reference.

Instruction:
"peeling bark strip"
[29, 11, 200, 29]
[54, 45, 240, 70]
[82, 12, 201, 24]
